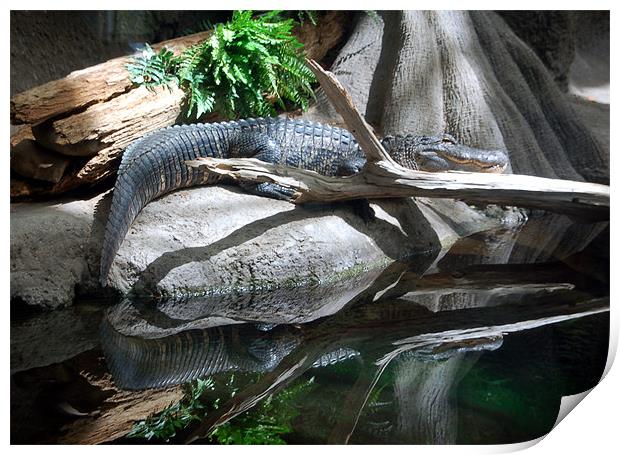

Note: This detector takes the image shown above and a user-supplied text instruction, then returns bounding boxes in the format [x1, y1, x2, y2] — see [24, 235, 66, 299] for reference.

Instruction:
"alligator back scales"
[99, 117, 508, 286]
[100, 117, 365, 285]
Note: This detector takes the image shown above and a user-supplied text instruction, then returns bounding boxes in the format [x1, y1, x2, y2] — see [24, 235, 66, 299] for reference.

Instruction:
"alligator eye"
[441, 134, 457, 144]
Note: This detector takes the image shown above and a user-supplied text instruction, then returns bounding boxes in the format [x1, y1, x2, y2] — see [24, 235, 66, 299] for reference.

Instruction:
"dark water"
[10, 213, 610, 444]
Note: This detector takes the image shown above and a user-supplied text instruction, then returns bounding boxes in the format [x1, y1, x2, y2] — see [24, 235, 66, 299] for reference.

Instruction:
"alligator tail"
[99, 124, 227, 286]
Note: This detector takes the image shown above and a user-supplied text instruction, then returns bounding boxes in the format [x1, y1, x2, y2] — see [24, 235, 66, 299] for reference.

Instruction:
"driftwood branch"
[305, 59, 396, 165]
[187, 59, 609, 220]
[186, 156, 609, 219]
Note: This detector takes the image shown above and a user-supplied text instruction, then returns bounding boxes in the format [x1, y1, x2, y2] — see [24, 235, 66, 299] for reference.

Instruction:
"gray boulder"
[10, 184, 503, 309]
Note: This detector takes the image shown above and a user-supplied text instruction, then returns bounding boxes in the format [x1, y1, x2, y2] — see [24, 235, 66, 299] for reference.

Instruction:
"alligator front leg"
[232, 131, 297, 201]
[240, 182, 296, 201]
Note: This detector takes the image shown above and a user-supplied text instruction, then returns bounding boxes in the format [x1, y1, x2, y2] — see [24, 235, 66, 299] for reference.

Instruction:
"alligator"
[100, 317, 358, 390]
[100, 117, 509, 286]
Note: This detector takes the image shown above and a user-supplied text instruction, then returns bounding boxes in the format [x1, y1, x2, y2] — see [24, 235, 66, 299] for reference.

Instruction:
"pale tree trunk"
[302, 10, 608, 267]
[306, 11, 608, 185]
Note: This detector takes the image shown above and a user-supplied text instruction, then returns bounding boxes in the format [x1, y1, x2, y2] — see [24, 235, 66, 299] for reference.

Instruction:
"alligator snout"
[419, 144, 509, 173]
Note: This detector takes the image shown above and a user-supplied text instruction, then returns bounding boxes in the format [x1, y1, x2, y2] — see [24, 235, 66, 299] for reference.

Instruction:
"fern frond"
[127, 10, 317, 120]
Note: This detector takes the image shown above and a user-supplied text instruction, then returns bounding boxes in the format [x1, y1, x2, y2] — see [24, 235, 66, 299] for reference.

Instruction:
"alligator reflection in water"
[97, 212, 609, 444]
[102, 320, 361, 390]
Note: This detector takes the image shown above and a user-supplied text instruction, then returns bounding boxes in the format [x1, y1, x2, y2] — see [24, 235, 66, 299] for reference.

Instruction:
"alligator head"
[382, 133, 509, 173]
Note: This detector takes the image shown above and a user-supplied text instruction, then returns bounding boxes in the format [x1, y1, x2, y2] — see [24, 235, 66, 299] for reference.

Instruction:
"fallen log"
[58, 385, 183, 445]
[10, 31, 213, 126]
[42, 85, 186, 189]
[187, 60, 610, 220]
[11, 13, 347, 130]
[10, 30, 211, 198]
[10, 13, 349, 198]
[186, 156, 609, 219]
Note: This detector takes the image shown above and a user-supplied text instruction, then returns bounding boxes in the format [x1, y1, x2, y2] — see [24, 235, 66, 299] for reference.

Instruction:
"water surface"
[10, 213, 610, 444]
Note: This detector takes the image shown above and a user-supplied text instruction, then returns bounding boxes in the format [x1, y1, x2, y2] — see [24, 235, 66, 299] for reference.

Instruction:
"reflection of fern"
[126, 10, 316, 120]
[127, 374, 315, 444]
[210, 376, 316, 444]
[128, 378, 214, 442]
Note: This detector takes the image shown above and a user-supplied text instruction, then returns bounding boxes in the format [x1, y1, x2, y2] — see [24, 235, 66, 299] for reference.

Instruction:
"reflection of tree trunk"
[327, 360, 382, 444]
[411, 226, 526, 312]
[182, 290, 606, 444]
[393, 352, 478, 444]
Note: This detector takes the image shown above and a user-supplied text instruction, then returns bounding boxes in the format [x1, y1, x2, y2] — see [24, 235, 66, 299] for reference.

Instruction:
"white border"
[3, 2, 617, 453]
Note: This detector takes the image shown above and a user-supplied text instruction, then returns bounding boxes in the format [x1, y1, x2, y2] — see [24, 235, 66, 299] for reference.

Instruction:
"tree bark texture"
[299, 10, 609, 269]
[10, 12, 350, 198]
[305, 11, 608, 185]
[187, 156, 609, 220]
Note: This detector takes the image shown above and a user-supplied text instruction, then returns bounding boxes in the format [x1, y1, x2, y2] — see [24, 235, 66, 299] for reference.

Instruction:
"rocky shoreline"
[11, 182, 512, 309]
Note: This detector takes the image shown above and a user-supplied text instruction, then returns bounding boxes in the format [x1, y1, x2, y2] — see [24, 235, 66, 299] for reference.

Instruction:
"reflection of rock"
[402, 285, 575, 314]
[106, 259, 408, 338]
[11, 306, 102, 373]
[386, 211, 605, 314]
[516, 214, 608, 264]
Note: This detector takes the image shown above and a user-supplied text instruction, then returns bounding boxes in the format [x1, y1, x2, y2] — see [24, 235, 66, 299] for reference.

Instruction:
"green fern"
[126, 44, 178, 88]
[126, 11, 316, 120]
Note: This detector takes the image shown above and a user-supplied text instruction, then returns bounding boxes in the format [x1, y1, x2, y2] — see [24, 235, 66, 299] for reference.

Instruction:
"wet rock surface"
[10, 179, 507, 309]
[109, 186, 443, 297]
[10, 195, 106, 309]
